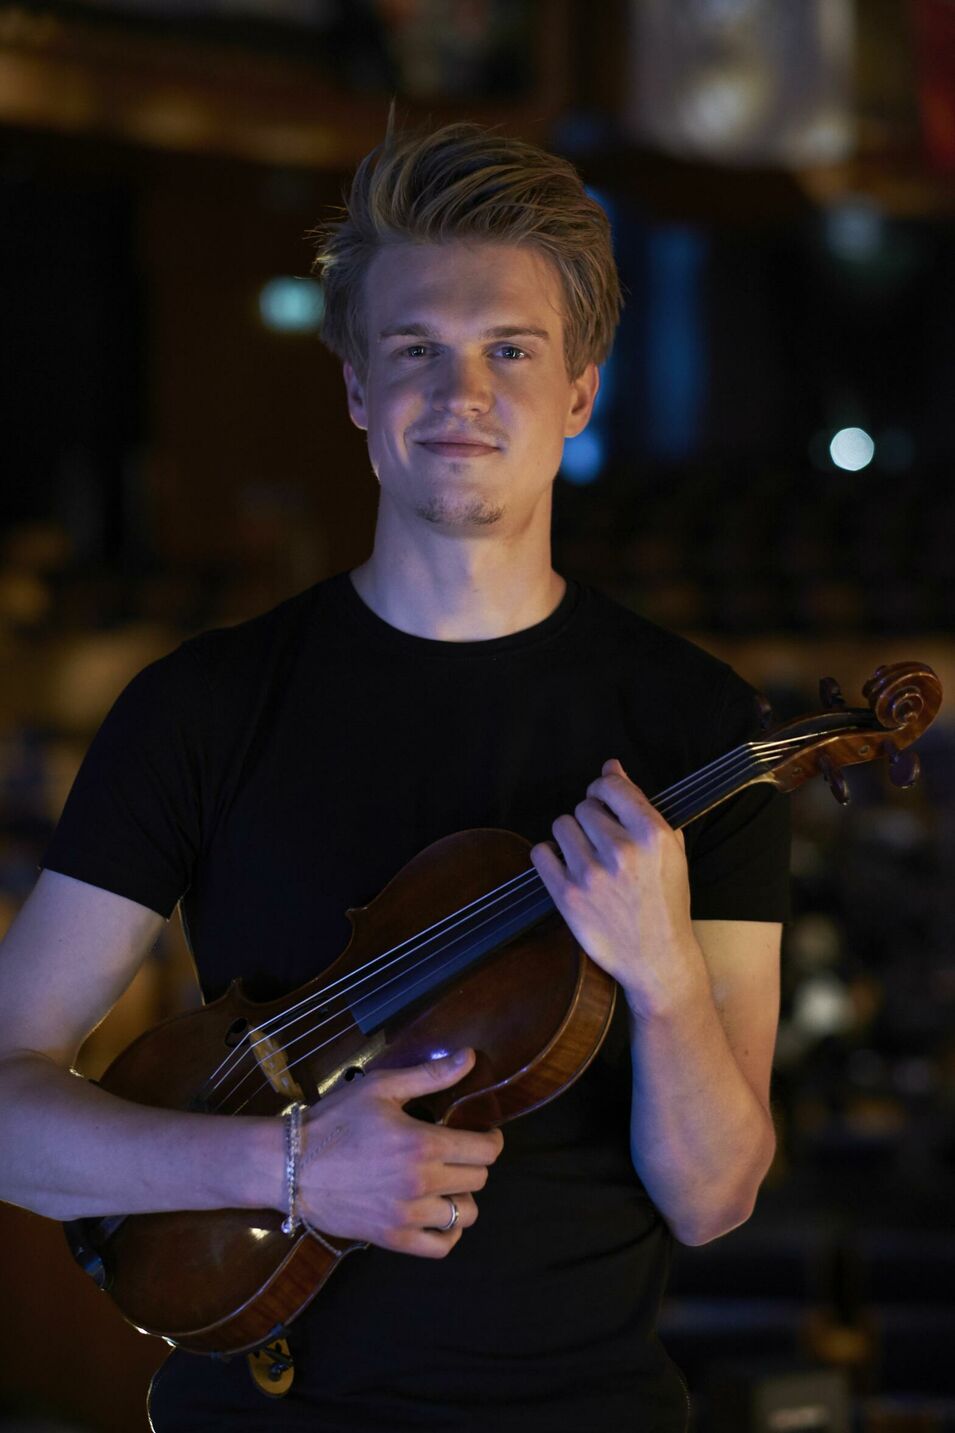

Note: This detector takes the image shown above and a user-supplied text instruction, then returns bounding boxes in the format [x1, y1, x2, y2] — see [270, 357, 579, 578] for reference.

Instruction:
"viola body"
[80, 828, 615, 1354]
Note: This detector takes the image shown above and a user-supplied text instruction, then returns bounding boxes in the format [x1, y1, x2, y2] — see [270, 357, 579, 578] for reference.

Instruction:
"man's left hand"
[530, 758, 705, 1020]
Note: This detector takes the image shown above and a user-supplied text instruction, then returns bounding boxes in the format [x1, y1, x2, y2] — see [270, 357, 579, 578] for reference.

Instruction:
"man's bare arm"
[0, 870, 287, 1218]
[531, 759, 782, 1246]
[0, 870, 501, 1256]
[625, 918, 779, 1245]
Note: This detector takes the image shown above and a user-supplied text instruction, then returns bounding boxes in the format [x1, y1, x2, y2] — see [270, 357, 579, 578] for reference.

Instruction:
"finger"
[550, 812, 597, 880]
[423, 1123, 503, 1168]
[530, 839, 568, 895]
[587, 767, 663, 837]
[372, 1048, 475, 1102]
[388, 1225, 465, 1259]
[572, 797, 626, 857]
[420, 1192, 478, 1232]
[434, 1160, 494, 1193]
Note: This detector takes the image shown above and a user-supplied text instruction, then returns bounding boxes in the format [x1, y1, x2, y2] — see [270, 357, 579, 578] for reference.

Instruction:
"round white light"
[793, 974, 854, 1037]
[829, 427, 874, 471]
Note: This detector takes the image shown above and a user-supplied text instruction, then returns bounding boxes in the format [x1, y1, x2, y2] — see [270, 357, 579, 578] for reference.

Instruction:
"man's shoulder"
[116, 576, 349, 734]
[577, 584, 734, 685]
[177, 573, 347, 677]
[573, 584, 762, 746]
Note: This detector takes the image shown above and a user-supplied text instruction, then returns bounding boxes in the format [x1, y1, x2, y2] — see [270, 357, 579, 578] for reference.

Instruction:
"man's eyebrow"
[377, 323, 551, 342]
[482, 325, 551, 341]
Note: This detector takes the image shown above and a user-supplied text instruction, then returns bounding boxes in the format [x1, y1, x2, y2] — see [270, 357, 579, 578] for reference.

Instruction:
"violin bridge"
[248, 1027, 306, 1102]
[314, 1032, 387, 1100]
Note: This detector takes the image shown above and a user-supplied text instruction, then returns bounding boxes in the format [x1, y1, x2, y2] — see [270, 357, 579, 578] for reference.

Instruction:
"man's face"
[343, 241, 598, 534]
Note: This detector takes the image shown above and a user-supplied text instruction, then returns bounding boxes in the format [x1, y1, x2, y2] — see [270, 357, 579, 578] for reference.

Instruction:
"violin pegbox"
[755, 661, 942, 800]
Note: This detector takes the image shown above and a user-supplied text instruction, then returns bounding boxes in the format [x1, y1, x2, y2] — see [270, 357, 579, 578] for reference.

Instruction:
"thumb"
[603, 757, 628, 778]
[375, 1048, 475, 1103]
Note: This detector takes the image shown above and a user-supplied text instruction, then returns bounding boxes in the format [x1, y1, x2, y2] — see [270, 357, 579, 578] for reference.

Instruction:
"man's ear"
[343, 361, 368, 432]
[564, 362, 600, 439]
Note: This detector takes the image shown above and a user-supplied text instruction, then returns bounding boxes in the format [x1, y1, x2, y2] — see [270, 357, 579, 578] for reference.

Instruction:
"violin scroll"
[861, 663, 942, 744]
[759, 661, 942, 798]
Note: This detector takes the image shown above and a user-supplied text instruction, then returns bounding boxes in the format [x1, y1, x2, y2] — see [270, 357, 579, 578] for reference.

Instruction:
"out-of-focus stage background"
[0, 2, 953, 1430]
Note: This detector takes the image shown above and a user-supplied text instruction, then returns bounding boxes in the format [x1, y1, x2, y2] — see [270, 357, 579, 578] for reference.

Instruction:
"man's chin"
[414, 499, 505, 529]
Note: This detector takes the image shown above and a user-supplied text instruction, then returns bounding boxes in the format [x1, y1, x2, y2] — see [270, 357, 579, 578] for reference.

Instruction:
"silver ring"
[437, 1196, 459, 1232]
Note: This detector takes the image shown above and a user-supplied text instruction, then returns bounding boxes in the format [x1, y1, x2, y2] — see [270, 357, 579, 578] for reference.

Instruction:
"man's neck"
[349, 548, 567, 643]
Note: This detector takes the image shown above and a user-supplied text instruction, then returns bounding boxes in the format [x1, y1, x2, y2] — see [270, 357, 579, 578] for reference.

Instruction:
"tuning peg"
[862, 666, 888, 702]
[819, 677, 847, 710]
[889, 746, 921, 789]
[755, 692, 775, 730]
[819, 755, 851, 805]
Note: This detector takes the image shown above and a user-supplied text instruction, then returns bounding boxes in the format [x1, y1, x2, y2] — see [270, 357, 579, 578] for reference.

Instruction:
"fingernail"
[451, 1049, 470, 1067]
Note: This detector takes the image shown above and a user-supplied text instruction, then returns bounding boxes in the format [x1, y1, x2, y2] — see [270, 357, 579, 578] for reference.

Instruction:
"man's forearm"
[626, 945, 776, 1247]
[0, 1050, 284, 1220]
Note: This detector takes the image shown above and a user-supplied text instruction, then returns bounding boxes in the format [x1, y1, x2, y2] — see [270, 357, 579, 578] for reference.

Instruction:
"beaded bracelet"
[281, 1101, 307, 1236]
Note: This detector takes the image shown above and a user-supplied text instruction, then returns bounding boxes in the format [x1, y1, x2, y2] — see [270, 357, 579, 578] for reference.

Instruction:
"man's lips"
[416, 440, 501, 457]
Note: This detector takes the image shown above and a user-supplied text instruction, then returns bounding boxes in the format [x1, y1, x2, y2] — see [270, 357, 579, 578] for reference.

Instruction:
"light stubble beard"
[414, 495, 505, 527]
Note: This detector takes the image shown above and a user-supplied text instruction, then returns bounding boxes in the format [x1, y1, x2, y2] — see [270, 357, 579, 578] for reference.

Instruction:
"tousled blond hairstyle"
[311, 121, 622, 380]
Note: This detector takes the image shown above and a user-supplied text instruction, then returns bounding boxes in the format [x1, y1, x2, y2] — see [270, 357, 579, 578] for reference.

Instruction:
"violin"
[64, 661, 941, 1355]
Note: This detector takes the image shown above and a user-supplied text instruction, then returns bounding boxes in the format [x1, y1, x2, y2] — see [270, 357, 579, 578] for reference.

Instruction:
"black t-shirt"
[43, 574, 790, 1433]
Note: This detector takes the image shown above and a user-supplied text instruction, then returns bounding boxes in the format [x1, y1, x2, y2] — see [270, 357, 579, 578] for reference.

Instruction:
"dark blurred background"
[0, 2, 953, 1430]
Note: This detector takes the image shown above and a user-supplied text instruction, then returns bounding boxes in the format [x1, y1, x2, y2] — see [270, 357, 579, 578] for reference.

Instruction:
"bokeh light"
[829, 426, 875, 471]
[258, 277, 325, 333]
[561, 430, 605, 484]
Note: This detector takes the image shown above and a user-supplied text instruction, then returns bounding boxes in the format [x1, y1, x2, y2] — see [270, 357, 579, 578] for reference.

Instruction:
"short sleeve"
[40, 646, 209, 918]
[686, 668, 791, 923]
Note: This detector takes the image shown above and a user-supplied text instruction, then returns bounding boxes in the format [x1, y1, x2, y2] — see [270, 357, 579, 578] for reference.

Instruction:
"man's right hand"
[297, 1048, 503, 1257]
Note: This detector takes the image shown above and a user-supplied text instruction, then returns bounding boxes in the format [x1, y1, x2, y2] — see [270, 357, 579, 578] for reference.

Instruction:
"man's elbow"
[671, 1126, 776, 1247]
[671, 1188, 758, 1247]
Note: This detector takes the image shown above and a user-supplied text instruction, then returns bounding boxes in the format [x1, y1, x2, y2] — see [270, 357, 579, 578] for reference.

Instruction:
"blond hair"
[312, 121, 622, 379]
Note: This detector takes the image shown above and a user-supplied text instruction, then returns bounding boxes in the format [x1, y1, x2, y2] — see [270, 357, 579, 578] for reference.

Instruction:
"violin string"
[657, 748, 787, 824]
[213, 877, 550, 1112]
[207, 859, 550, 1106]
[207, 729, 831, 1109]
[657, 729, 834, 809]
[200, 865, 537, 1093]
[652, 741, 756, 807]
[217, 734, 820, 1083]
[212, 865, 547, 1100]
[201, 864, 542, 1098]
[210, 748, 782, 1109]
[222, 882, 555, 1114]
[654, 742, 789, 823]
[607, 730, 814, 823]
[231, 744, 777, 1108]
[662, 731, 836, 807]
[205, 739, 809, 1105]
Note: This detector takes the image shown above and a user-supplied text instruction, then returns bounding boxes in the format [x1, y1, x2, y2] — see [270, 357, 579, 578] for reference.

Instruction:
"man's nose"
[431, 355, 492, 414]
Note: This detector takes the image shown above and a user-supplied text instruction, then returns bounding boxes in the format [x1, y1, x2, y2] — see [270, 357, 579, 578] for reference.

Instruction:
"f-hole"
[224, 1018, 249, 1048]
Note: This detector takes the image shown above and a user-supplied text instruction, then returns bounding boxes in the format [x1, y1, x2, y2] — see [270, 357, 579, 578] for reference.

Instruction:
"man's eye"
[497, 345, 528, 360]
[402, 344, 432, 358]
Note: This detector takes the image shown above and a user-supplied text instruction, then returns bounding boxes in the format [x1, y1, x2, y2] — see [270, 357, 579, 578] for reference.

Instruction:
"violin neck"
[353, 742, 771, 1035]
[650, 741, 771, 831]
[521, 741, 772, 910]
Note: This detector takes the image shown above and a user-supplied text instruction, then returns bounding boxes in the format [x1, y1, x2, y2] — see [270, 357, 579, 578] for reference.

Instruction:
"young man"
[0, 123, 789, 1430]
